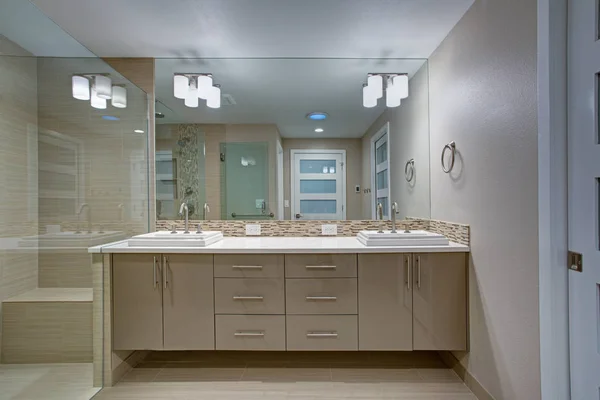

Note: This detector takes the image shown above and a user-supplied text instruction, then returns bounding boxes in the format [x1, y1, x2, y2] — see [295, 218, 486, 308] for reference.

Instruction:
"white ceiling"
[30, 0, 474, 59]
[155, 58, 427, 139]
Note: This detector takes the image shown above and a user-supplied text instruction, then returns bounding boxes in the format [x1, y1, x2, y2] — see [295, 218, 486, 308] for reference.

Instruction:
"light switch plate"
[284, 200, 290, 208]
[321, 224, 338, 236]
[246, 224, 261, 236]
[255, 199, 265, 209]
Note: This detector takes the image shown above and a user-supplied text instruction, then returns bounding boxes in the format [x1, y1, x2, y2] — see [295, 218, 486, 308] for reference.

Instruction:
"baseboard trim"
[438, 351, 496, 400]
[111, 350, 149, 386]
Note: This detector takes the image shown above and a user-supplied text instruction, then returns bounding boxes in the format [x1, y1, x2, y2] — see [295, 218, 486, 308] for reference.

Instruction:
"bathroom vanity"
[93, 237, 469, 354]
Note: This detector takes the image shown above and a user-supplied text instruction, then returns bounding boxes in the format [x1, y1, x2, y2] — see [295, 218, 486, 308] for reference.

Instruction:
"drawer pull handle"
[232, 265, 263, 270]
[307, 332, 338, 338]
[306, 296, 337, 301]
[233, 296, 264, 301]
[305, 265, 336, 270]
[234, 331, 265, 337]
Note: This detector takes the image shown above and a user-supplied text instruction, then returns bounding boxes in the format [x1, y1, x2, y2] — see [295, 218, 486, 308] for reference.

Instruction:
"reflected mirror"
[154, 58, 430, 221]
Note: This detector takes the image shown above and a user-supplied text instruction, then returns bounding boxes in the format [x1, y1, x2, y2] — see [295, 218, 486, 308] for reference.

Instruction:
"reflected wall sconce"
[362, 73, 409, 108]
[72, 73, 127, 109]
[173, 73, 222, 109]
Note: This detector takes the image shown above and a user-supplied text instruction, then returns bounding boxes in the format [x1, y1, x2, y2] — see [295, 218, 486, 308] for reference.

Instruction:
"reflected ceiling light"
[72, 75, 90, 100]
[386, 77, 401, 108]
[306, 112, 328, 121]
[91, 85, 107, 109]
[362, 84, 377, 108]
[367, 74, 383, 99]
[315, 128, 324, 133]
[134, 129, 145, 134]
[207, 84, 221, 109]
[184, 77, 199, 108]
[111, 85, 127, 108]
[101, 115, 119, 121]
[94, 75, 112, 99]
[362, 73, 409, 108]
[197, 74, 213, 100]
[173, 74, 188, 99]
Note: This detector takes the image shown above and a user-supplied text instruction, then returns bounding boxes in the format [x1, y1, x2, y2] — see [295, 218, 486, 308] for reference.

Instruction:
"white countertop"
[89, 236, 469, 254]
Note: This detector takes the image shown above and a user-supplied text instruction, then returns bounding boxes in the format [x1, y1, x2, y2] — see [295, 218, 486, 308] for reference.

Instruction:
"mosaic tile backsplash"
[156, 218, 470, 246]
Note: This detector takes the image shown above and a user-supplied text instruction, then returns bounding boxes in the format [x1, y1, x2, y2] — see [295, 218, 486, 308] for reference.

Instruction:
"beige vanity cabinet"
[358, 254, 413, 350]
[412, 253, 467, 351]
[112, 253, 214, 351]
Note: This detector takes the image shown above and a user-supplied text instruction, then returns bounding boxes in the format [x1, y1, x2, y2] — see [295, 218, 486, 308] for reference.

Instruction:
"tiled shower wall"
[156, 218, 470, 246]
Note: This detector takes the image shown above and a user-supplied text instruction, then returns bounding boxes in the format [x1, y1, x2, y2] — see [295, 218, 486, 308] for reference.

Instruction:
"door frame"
[370, 122, 391, 219]
[538, 0, 570, 398]
[289, 148, 347, 220]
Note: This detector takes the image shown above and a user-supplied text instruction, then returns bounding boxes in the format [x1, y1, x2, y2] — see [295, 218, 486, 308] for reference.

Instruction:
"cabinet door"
[163, 254, 215, 350]
[412, 253, 467, 351]
[358, 254, 413, 350]
[113, 254, 163, 350]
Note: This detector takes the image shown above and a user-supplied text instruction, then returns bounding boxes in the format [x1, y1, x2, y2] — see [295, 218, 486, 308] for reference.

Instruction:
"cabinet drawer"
[215, 278, 285, 315]
[214, 255, 284, 278]
[216, 315, 285, 351]
[285, 254, 357, 278]
[286, 278, 357, 315]
[286, 315, 358, 351]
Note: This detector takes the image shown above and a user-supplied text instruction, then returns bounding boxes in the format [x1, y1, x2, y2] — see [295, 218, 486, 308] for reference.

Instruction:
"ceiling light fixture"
[306, 112, 329, 121]
[197, 74, 213, 100]
[72, 75, 90, 100]
[111, 85, 127, 108]
[206, 84, 221, 109]
[362, 73, 409, 108]
[315, 128, 324, 133]
[185, 76, 199, 108]
[72, 73, 127, 109]
[94, 75, 112, 100]
[173, 74, 188, 99]
[134, 129, 145, 134]
[91, 85, 107, 109]
[173, 73, 221, 109]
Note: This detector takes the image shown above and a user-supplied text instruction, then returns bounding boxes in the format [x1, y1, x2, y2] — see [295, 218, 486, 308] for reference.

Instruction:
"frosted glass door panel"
[292, 151, 345, 220]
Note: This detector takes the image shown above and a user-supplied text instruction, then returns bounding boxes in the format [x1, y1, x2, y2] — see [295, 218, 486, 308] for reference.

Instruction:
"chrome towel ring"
[441, 141, 456, 173]
[404, 158, 415, 182]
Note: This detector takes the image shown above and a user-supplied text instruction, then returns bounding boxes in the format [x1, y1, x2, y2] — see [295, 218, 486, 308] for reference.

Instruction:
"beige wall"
[0, 36, 39, 359]
[282, 138, 362, 220]
[361, 64, 431, 220]
[428, 1, 540, 399]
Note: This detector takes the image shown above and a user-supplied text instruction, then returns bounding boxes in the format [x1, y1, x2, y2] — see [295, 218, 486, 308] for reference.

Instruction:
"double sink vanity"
[92, 228, 469, 355]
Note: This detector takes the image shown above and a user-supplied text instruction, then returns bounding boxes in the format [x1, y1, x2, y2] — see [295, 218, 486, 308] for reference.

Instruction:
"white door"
[371, 124, 391, 219]
[291, 150, 345, 220]
[568, 0, 600, 398]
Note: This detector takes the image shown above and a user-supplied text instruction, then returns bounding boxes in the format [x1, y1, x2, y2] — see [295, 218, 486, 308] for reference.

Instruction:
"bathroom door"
[291, 150, 345, 220]
[567, 0, 600, 398]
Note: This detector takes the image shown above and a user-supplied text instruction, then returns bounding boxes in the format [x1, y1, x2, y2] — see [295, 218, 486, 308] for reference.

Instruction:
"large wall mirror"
[154, 58, 430, 221]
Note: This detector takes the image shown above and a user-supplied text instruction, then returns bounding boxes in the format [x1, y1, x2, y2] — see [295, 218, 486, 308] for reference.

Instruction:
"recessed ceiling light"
[101, 115, 120, 121]
[134, 129, 144, 134]
[306, 112, 328, 121]
[315, 128, 324, 133]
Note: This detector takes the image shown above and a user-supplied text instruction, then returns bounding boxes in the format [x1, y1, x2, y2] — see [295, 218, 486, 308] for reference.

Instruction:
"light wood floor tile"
[242, 368, 332, 382]
[155, 367, 246, 382]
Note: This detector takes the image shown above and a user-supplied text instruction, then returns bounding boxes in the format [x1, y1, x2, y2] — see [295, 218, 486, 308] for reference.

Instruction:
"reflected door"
[372, 129, 390, 219]
[291, 150, 345, 220]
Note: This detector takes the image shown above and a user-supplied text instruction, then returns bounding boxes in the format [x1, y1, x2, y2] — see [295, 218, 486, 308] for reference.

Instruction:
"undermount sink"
[357, 230, 449, 246]
[127, 231, 223, 247]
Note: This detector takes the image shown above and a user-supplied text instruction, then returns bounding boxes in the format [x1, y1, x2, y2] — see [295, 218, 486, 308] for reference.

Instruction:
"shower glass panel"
[220, 142, 271, 219]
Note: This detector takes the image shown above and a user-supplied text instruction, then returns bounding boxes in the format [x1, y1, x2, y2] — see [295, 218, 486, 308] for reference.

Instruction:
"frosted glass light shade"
[111, 86, 127, 108]
[386, 77, 401, 108]
[363, 85, 377, 108]
[90, 86, 107, 109]
[367, 74, 383, 99]
[174, 75, 188, 99]
[72, 75, 90, 100]
[184, 78, 199, 108]
[207, 85, 221, 109]
[197, 75, 213, 100]
[395, 75, 409, 99]
[94, 75, 112, 99]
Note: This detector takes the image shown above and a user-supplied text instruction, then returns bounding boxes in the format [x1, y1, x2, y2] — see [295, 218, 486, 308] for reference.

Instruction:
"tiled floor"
[0, 363, 99, 400]
[93, 352, 477, 400]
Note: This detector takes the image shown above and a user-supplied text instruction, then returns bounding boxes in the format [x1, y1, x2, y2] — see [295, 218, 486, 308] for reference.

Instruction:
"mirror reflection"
[154, 58, 430, 221]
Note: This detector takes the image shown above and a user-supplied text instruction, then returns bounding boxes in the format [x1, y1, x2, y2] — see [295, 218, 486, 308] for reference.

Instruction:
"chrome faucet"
[203, 203, 210, 220]
[76, 203, 91, 234]
[391, 202, 399, 233]
[377, 202, 384, 233]
[179, 202, 190, 234]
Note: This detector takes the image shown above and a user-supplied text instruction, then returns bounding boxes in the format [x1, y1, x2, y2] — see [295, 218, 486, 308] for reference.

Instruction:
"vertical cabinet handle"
[416, 255, 421, 289]
[153, 256, 158, 289]
[163, 255, 170, 289]
[405, 255, 411, 291]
